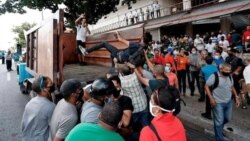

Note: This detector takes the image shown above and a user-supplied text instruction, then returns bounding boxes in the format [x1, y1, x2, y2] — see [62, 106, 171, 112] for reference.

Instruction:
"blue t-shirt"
[213, 57, 224, 67]
[201, 64, 218, 81]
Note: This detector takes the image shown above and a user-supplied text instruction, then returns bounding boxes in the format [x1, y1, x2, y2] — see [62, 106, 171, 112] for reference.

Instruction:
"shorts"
[76, 40, 86, 54]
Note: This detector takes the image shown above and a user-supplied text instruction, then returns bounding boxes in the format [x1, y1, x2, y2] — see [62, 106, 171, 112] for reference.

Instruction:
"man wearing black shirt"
[225, 48, 245, 94]
[108, 75, 134, 139]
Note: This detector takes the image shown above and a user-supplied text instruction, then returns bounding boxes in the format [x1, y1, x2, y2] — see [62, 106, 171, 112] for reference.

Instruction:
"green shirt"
[149, 79, 168, 91]
[66, 123, 124, 141]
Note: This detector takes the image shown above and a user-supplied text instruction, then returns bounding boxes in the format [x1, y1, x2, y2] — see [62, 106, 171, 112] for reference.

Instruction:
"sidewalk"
[178, 90, 250, 141]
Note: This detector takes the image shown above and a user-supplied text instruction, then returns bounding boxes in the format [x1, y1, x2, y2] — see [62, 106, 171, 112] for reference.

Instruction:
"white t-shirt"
[219, 40, 229, 49]
[221, 51, 228, 60]
[76, 25, 88, 42]
[205, 43, 215, 53]
[243, 65, 250, 84]
[217, 34, 226, 42]
[194, 37, 204, 51]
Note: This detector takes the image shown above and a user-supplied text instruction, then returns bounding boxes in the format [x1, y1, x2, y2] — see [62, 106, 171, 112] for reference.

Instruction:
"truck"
[24, 9, 143, 93]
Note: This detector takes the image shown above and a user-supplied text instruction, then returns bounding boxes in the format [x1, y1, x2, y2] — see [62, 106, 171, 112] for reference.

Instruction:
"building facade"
[90, 0, 250, 41]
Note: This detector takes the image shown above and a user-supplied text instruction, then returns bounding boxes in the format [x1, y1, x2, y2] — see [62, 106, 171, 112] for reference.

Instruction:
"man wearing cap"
[49, 79, 84, 141]
[66, 102, 124, 141]
[21, 76, 55, 141]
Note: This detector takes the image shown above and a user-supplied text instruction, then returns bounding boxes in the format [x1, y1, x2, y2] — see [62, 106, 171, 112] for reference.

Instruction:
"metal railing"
[91, 0, 233, 34]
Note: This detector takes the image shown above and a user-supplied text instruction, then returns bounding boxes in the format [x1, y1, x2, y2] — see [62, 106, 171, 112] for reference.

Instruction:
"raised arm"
[144, 50, 154, 73]
[75, 14, 84, 25]
[126, 62, 150, 87]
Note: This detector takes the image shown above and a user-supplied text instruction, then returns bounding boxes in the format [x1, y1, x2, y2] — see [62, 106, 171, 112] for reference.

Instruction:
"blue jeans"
[132, 109, 149, 129]
[212, 100, 232, 141]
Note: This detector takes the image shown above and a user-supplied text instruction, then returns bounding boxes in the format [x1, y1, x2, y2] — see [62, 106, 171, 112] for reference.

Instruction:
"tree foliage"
[0, 0, 137, 26]
[12, 22, 36, 48]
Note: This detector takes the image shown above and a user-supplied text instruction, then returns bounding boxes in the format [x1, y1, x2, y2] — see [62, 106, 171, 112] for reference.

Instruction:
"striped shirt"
[119, 72, 147, 113]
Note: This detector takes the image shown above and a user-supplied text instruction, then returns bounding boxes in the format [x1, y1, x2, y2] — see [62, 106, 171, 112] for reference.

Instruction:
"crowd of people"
[122, 1, 161, 26]
[21, 16, 250, 141]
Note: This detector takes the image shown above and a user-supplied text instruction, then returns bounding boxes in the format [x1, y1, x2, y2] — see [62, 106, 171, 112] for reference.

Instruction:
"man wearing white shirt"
[205, 39, 215, 55]
[218, 36, 229, 50]
[75, 14, 91, 66]
[133, 10, 138, 23]
[153, 1, 161, 18]
[241, 54, 250, 109]
[149, 4, 154, 19]
[217, 30, 226, 42]
[194, 34, 205, 51]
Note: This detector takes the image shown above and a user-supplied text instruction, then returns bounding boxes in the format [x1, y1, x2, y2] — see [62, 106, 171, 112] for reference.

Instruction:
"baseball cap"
[60, 79, 85, 98]
[167, 47, 173, 53]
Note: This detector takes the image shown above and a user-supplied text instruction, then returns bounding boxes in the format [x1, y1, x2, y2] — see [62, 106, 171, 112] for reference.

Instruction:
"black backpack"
[209, 72, 232, 91]
[156, 80, 185, 116]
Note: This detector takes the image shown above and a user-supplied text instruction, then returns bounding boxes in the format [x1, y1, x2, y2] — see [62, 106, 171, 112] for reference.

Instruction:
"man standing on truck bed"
[75, 14, 91, 66]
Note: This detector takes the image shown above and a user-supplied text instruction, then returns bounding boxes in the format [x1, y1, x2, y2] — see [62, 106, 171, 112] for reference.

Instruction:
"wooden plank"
[37, 19, 57, 82]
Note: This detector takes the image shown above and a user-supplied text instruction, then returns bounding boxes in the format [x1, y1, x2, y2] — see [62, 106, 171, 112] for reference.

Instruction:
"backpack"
[156, 79, 185, 116]
[209, 72, 232, 91]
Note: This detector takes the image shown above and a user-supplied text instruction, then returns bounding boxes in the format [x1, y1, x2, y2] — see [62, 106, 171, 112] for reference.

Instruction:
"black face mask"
[48, 84, 55, 93]
[222, 72, 231, 76]
[113, 89, 121, 98]
[77, 89, 84, 102]
[228, 53, 234, 57]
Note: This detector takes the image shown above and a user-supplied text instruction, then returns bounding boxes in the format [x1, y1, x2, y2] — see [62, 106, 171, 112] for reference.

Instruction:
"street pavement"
[0, 63, 30, 141]
[0, 63, 243, 141]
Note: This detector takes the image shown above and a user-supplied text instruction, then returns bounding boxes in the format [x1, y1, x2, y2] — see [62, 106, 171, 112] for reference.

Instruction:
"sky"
[0, 8, 53, 51]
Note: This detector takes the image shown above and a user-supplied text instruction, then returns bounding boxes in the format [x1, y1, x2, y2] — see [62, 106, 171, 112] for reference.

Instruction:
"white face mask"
[214, 55, 220, 59]
[173, 50, 179, 56]
[149, 100, 175, 117]
[165, 66, 171, 73]
[192, 51, 196, 54]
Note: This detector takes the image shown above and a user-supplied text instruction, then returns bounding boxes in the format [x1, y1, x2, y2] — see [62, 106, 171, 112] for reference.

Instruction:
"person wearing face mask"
[49, 79, 85, 141]
[188, 47, 201, 96]
[205, 63, 240, 141]
[108, 75, 134, 139]
[164, 48, 177, 72]
[164, 63, 178, 89]
[21, 76, 56, 141]
[194, 34, 205, 51]
[80, 78, 117, 124]
[175, 48, 189, 96]
[225, 48, 245, 94]
[213, 49, 224, 69]
[200, 56, 218, 119]
[139, 86, 186, 141]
